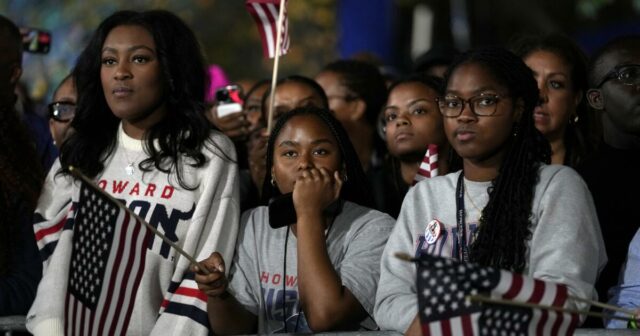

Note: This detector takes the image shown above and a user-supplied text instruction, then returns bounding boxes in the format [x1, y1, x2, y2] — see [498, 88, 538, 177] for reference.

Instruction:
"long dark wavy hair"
[0, 106, 44, 274]
[0, 15, 43, 274]
[60, 10, 219, 189]
[511, 34, 598, 167]
[444, 47, 551, 272]
[261, 106, 373, 208]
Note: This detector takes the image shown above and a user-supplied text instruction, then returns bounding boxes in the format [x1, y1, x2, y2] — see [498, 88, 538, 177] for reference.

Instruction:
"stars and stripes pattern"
[417, 254, 579, 336]
[245, 0, 290, 58]
[64, 181, 153, 336]
[414, 144, 439, 185]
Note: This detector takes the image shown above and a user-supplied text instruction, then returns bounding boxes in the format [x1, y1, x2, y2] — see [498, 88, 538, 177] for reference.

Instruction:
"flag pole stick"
[394, 252, 417, 262]
[467, 294, 635, 322]
[68, 166, 210, 275]
[265, 0, 287, 135]
[568, 295, 638, 316]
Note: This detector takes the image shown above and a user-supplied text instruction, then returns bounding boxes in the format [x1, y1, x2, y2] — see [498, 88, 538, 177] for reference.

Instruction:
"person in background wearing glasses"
[578, 35, 640, 328]
[315, 60, 390, 215]
[48, 74, 76, 148]
[374, 47, 605, 335]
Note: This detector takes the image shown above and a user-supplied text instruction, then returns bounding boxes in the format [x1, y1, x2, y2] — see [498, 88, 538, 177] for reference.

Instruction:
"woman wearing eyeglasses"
[374, 47, 606, 335]
[48, 74, 76, 148]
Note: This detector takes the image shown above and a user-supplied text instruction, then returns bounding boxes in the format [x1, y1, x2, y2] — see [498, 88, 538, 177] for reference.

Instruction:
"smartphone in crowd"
[215, 84, 244, 118]
[20, 27, 51, 54]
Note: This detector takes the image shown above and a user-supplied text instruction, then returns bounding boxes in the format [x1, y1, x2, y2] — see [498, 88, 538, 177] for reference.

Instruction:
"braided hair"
[444, 47, 551, 272]
[261, 106, 373, 208]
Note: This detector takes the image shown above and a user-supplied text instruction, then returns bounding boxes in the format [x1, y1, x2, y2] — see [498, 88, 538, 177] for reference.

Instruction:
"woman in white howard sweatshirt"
[374, 47, 606, 335]
[27, 10, 239, 336]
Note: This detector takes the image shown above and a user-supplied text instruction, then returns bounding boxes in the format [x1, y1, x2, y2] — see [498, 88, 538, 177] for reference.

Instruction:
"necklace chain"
[123, 148, 145, 176]
[464, 180, 484, 214]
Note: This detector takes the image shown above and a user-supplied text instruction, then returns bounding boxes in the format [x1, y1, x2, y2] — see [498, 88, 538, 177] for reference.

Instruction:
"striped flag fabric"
[417, 254, 579, 336]
[64, 180, 152, 336]
[413, 144, 439, 185]
[246, 0, 290, 58]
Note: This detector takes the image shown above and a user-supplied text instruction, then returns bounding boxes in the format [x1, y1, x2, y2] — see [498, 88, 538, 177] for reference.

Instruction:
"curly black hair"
[510, 34, 598, 167]
[444, 47, 551, 272]
[60, 10, 222, 190]
[261, 106, 373, 208]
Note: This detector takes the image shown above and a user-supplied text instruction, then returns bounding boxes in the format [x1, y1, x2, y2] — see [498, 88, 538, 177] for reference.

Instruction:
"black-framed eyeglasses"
[436, 94, 507, 118]
[596, 64, 640, 88]
[48, 102, 76, 122]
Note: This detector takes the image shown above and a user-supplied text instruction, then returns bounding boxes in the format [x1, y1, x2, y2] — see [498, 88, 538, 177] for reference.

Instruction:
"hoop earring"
[271, 176, 276, 187]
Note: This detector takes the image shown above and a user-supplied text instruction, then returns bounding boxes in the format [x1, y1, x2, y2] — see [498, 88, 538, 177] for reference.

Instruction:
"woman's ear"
[514, 98, 525, 122]
[349, 100, 367, 122]
[270, 167, 277, 186]
[341, 163, 348, 182]
[573, 89, 584, 107]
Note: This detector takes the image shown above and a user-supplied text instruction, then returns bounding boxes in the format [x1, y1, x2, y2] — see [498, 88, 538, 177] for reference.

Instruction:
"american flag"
[65, 180, 152, 336]
[246, 0, 290, 58]
[417, 254, 579, 336]
[413, 144, 439, 185]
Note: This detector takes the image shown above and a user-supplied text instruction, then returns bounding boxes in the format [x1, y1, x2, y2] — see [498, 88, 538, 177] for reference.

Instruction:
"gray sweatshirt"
[228, 201, 395, 333]
[374, 165, 607, 332]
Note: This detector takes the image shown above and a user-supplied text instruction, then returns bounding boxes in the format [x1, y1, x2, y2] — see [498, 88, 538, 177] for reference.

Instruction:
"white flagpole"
[266, 0, 287, 135]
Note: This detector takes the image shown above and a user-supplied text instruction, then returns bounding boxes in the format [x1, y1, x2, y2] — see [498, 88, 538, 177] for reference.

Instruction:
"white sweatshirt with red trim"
[27, 124, 240, 335]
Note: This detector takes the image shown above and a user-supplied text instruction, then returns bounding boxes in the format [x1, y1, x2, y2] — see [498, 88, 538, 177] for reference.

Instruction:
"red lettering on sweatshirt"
[98, 180, 107, 190]
[112, 180, 129, 194]
[129, 183, 140, 196]
[285, 275, 297, 287]
[144, 183, 156, 197]
[272, 274, 281, 285]
[260, 272, 269, 284]
[161, 185, 174, 199]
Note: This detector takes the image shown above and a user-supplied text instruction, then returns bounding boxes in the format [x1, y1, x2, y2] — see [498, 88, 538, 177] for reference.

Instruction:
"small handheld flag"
[245, 0, 290, 58]
[414, 254, 579, 336]
[413, 144, 439, 185]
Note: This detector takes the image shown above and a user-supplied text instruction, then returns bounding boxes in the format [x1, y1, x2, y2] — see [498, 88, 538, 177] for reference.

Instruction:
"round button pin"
[425, 219, 442, 245]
